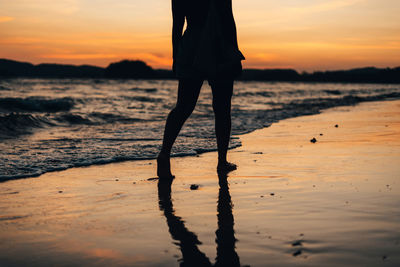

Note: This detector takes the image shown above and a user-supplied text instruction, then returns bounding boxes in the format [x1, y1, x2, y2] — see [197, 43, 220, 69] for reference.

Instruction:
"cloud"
[236, 0, 367, 29]
[2, 0, 79, 15]
[0, 16, 14, 23]
[41, 53, 118, 60]
[287, 0, 366, 14]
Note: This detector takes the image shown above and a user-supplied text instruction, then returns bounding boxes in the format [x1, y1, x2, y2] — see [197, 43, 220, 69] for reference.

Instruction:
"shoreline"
[1, 97, 400, 182]
[1, 99, 399, 266]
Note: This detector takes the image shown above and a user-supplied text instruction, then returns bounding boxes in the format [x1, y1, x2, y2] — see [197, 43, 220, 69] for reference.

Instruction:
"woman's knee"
[212, 101, 231, 119]
[172, 79, 203, 118]
[210, 79, 234, 98]
[210, 79, 233, 114]
[173, 102, 196, 118]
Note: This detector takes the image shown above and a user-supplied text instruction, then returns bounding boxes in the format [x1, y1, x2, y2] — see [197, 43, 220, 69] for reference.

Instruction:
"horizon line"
[1, 57, 399, 73]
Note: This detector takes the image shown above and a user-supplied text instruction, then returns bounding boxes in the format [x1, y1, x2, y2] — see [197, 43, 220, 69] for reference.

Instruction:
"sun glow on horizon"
[0, 0, 399, 71]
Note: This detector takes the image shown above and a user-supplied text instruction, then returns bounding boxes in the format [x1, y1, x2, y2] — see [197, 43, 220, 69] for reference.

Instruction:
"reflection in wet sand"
[215, 172, 240, 267]
[1, 101, 399, 266]
[158, 171, 241, 267]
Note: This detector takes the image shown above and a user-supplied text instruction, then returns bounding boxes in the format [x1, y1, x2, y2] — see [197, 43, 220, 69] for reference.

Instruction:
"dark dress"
[175, 0, 245, 80]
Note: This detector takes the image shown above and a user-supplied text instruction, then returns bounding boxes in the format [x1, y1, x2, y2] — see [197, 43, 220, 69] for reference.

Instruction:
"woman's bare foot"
[157, 153, 175, 179]
[217, 161, 237, 173]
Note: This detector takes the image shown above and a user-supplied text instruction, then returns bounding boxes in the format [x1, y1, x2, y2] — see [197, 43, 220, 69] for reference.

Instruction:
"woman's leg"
[209, 79, 236, 171]
[158, 78, 204, 178]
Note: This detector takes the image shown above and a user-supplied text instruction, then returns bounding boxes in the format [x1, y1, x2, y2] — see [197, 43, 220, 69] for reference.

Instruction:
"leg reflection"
[215, 171, 241, 267]
[157, 173, 241, 267]
[158, 178, 212, 267]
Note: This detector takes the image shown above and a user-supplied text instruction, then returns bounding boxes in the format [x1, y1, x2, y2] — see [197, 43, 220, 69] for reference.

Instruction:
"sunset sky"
[0, 0, 399, 71]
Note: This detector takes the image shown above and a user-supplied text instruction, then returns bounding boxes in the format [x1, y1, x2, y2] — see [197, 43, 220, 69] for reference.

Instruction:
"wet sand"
[1, 100, 399, 266]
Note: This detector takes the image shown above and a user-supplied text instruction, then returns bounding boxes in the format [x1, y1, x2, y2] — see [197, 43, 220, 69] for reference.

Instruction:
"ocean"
[0, 78, 399, 180]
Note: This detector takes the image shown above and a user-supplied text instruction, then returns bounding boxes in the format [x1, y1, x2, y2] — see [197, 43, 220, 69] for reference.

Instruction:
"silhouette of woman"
[157, 0, 245, 178]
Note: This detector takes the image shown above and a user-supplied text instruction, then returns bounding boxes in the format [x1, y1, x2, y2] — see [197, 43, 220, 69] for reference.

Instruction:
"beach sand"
[1, 100, 399, 266]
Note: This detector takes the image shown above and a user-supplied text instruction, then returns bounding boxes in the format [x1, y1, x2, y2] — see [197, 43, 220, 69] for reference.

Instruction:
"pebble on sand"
[293, 250, 302, 257]
[270, 193, 275, 196]
[335, 124, 339, 128]
[190, 184, 199, 190]
[310, 137, 317, 143]
[292, 240, 303, 247]
[58, 190, 63, 193]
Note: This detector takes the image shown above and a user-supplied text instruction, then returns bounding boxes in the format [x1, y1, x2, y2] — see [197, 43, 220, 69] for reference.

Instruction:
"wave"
[52, 112, 140, 125]
[53, 114, 93, 125]
[87, 112, 144, 123]
[235, 91, 276, 97]
[1, 84, 399, 182]
[0, 110, 145, 139]
[0, 97, 74, 113]
[126, 96, 164, 102]
[0, 113, 54, 138]
[129, 87, 158, 93]
[286, 92, 400, 110]
[0, 85, 11, 91]
[324, 90, 342, 95]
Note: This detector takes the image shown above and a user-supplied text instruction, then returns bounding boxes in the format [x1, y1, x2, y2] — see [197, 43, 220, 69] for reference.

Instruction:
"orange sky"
[0, 0, 399, 71]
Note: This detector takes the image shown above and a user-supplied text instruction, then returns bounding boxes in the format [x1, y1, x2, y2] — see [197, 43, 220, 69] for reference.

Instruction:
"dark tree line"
[1, 58, 399, 83]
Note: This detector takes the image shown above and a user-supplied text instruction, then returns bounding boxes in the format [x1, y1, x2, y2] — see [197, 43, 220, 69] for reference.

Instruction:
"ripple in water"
[0, 78, 399, 180]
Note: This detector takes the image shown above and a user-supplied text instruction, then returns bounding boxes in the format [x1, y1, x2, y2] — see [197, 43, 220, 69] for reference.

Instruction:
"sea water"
[0, 78, 399, 180]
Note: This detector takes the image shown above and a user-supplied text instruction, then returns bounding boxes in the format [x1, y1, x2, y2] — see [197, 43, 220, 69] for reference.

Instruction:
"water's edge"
[2, 96, 398, 182]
